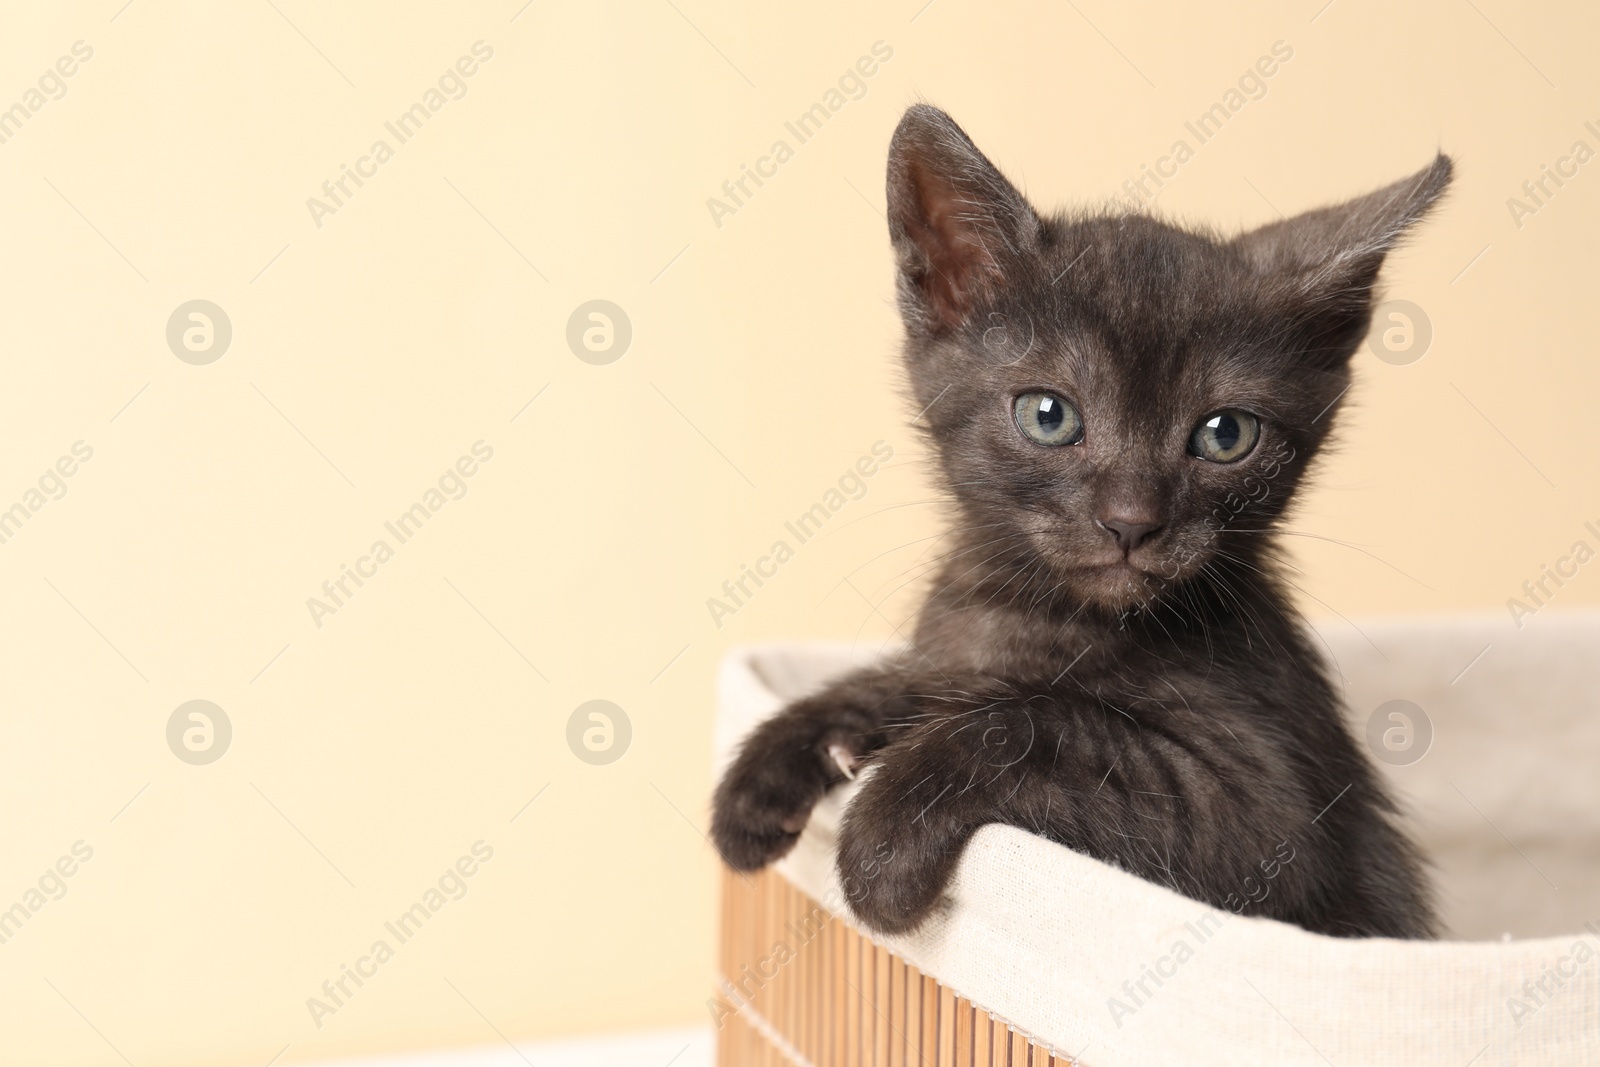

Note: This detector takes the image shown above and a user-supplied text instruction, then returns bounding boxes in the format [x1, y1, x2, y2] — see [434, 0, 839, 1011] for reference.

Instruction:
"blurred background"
[0, 0, 1595, 1063]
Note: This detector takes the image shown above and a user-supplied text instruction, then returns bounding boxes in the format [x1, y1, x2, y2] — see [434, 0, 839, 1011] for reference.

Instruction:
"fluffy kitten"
[712, 104, 1450, 939]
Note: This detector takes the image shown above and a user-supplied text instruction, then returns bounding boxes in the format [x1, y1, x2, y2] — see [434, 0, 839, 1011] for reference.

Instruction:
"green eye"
[1190, 410, 1260, 463]
[1013, 392, 1083, 446]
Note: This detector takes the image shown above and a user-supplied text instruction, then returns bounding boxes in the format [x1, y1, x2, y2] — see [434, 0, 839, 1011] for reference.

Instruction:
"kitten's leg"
[1289, 805, 1439, 939]
[833, 701, 1055, 934]
[836, 694, 1326, 935]
[711, 661, 939, 871]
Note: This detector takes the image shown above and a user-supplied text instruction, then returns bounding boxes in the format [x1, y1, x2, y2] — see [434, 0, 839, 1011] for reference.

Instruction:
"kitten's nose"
[1097, 516, 1163, 553]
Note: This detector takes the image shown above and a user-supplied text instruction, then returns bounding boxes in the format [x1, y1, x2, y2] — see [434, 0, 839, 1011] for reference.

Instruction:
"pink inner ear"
[906, 167, 998, 331]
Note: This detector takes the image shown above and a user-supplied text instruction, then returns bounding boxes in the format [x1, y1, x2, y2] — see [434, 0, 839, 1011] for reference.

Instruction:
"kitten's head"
[886, 104, 1451, 614]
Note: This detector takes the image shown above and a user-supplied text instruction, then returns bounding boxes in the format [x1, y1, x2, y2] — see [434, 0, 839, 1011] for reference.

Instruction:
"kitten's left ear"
[887, 105, 1043, 334]
[1233, 153, 1453, 361]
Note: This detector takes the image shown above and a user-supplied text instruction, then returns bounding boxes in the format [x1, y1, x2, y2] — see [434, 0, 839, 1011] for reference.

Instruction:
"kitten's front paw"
[710, 777, 804, 871]
[835, 775, 953, 935]
[711, 729, 860, 871]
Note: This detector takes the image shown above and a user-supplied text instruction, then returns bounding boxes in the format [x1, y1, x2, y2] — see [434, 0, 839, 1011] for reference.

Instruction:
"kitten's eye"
[1190, 410, 1260, 462]
[1013, 392, 1084, 446]
[1011, 391, 1088, 447]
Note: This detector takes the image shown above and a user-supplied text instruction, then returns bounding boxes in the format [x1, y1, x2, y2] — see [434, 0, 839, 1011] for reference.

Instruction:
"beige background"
[0, 1, 1595, 1064]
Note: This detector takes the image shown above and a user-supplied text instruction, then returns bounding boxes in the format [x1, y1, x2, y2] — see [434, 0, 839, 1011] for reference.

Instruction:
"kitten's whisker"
[823, 524, 1016, 603]
[819, 499, 952, 539]
[862, 531, 1026, 604]
[1229, 529, 1432, 590]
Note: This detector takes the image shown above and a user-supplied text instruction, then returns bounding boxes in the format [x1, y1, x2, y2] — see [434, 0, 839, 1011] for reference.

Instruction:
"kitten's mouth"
[1025, 526, 1193, 608]
[1078, 561, 1138, 581]
[1084, 557, 1160, 579]
[1069, 557, 1176, 609]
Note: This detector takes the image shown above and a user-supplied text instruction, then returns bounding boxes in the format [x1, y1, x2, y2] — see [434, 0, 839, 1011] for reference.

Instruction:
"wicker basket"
[712, 614, 1600, 1066]
[715, 865, 1069, 1066]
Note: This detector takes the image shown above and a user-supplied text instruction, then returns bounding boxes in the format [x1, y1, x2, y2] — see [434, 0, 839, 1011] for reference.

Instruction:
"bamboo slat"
[954, 996, 973, 1067]
[972, 1004, 990, 1067]
[938, 985, 956, 1067]
[873, 943, 891, 1065]
[716, 866, 1073, 1067]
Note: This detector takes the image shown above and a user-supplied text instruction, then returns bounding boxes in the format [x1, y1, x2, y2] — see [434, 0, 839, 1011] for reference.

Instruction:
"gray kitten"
[713, 105, 1449, 939]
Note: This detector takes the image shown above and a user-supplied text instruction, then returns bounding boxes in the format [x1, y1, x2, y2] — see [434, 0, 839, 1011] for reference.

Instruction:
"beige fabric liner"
[713, 611, 1600, 1066]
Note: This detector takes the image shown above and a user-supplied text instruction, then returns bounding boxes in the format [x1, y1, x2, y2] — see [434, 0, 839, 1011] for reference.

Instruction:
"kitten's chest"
[916, 599, 1312, 709]
[916, 602, 1167, 679]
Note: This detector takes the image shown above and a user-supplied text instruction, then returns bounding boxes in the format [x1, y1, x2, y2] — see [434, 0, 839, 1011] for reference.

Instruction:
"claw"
[827, 742, 859, 781]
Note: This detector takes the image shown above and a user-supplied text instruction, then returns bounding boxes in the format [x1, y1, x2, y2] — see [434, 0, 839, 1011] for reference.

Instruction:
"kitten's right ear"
[1231, 154, 1453, 364]
[887, 105, 1041, 334]
[1232, 154, 1453, 279]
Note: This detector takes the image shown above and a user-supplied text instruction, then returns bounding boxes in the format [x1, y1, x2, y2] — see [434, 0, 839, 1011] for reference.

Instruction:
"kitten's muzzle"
[1096, 516, 1163, 554]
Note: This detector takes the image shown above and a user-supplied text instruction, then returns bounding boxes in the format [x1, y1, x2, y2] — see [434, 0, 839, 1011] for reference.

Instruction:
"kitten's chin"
[1069, 561, 1171, 612]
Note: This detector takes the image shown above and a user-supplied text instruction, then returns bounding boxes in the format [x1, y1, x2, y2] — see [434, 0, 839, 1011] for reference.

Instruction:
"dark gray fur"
[712, 105, 1451, 939]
